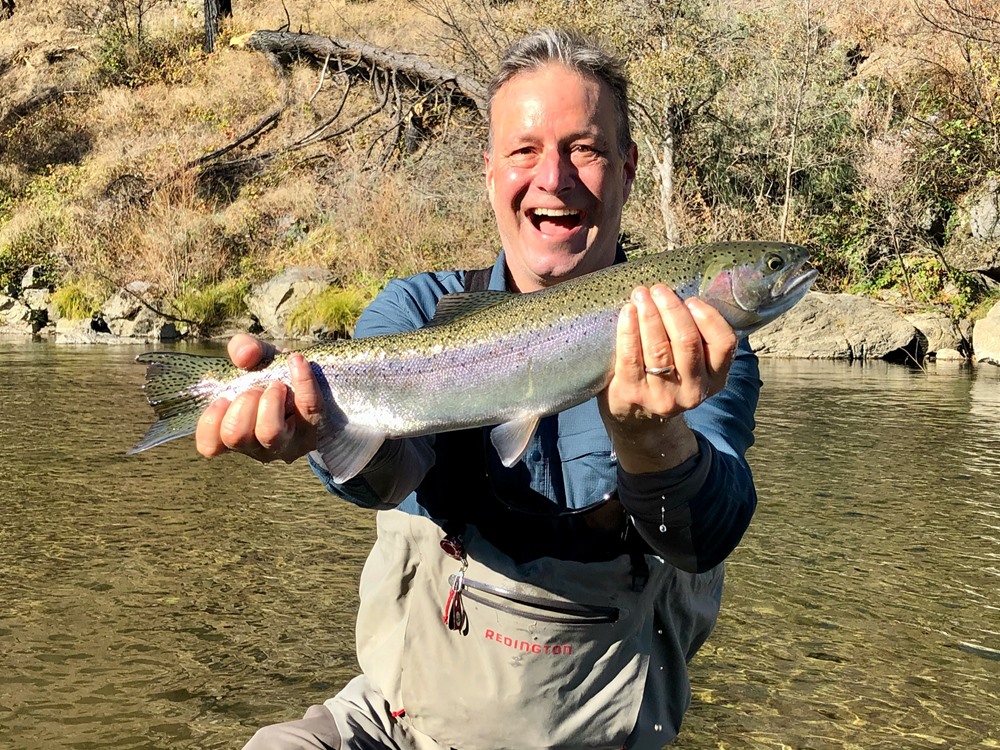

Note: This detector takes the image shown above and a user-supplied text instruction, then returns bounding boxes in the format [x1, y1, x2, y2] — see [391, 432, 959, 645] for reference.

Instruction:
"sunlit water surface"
[1, 343, 998, 749]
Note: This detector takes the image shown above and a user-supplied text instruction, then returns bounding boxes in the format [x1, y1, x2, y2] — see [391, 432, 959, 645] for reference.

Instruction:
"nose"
[535, 148, 576, 195]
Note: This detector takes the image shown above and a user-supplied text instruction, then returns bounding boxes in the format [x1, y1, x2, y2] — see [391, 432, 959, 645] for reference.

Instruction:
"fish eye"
[765, 253, 784, 272]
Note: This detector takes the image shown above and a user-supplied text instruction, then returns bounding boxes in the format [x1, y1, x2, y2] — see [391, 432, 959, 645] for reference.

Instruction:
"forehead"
[489, 63, 616, 136]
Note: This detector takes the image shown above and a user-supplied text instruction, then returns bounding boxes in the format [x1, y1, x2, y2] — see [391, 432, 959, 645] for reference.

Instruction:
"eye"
[765, 253, 784, 272]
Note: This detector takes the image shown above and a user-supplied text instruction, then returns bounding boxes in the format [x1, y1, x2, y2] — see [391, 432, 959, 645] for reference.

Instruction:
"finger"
[227, 334, 278, 371]
[686, 298, 738, 382]
[651, 285, 704, 382]
[195, 397, 232, 458]
[632, 286, 674, 377]
[613, 300, 645, 385]
[255, 381, 292, 453]
[288, 353, 325, 424]
[219, 388, 267, 454]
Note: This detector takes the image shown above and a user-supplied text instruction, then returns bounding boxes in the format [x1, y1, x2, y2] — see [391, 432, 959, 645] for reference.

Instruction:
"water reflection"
[675, 360, 1000, 749]
[1, 345, 998, 749]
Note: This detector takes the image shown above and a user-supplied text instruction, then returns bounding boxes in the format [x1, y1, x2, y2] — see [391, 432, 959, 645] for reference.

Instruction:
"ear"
[622, 142, 638, 202]
[484, 150, 496, 206]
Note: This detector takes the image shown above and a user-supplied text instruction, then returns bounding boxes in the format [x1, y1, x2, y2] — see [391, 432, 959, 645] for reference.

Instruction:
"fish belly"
[320, 309, 617, 438]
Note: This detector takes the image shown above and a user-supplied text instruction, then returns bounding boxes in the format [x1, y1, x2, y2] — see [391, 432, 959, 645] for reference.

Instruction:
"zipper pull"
[443, 569, 467, 632]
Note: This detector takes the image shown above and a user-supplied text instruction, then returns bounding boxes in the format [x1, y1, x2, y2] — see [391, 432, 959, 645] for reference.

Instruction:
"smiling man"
[484, 59, 636, 291]
[202, 28, 762, 750]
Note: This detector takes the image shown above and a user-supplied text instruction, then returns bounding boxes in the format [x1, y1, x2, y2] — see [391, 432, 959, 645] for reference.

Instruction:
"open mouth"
[528, 207, 583, 234]
[777, 260, 819, 299]
[756, 259, 818, 316]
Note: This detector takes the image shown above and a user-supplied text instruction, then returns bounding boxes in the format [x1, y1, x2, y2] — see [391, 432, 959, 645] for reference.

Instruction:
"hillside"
[1, 0, 998, 334]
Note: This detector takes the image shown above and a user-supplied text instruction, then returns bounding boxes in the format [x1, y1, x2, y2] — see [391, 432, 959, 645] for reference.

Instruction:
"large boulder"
[0, 293, 33, 337]
[750, 292, 924, 361]
[903, 310, 969, 360]
[100, 282, 179, 341]
[973, 303, 1000, 366]
[247, 266, 332, 339]
[53, 317, 120, 344]
[944, 178, 1000, 277]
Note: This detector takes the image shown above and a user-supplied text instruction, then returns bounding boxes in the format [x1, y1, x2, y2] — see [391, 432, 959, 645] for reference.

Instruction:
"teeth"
[532, 208, 580, 218]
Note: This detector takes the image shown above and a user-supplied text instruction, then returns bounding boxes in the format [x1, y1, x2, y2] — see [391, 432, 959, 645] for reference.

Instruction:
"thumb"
[288, 353, 325, 424]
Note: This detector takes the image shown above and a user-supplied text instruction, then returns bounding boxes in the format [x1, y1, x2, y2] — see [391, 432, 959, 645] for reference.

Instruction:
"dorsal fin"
[426, 290, 516, 327]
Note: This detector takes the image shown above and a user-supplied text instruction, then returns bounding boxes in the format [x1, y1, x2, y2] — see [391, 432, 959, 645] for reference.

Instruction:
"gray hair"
[486, 28, 633, 157]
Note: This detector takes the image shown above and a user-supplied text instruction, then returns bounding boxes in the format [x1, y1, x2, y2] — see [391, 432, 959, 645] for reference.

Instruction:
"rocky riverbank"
[2, 263, 999, 366]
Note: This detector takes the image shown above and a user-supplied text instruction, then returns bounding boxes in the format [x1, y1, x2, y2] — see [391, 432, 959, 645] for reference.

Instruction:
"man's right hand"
[195, 334, 323, 463]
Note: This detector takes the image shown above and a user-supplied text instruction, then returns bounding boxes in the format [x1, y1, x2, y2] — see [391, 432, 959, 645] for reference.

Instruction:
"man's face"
[484, 63, 638, 292]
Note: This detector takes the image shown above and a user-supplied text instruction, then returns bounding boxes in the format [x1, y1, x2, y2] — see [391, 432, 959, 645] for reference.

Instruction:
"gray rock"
[969, 178, 1000, 242]
[0, 294, 34, 338]
[903, 311, 968, 358]
[22, 287, 51, 311]
[935, 347, 966, 361]
[20, 265, 48, 290]
[944, 179, 1000, 274]
[101, 281, 149, 321]
[972, 302, 1000, 366]
[1, 294, 31, 325]
[750, 291, 924, 361]
[247, 267, 332, 339]
[99, 283, 180, 341]
[54, 318, 120, 344]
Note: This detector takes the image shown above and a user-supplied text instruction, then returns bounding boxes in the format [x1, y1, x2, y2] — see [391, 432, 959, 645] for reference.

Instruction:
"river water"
[1, 342, 998, 750]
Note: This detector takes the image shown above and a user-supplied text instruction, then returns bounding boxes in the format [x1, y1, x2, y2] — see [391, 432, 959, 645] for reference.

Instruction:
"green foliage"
[171, 278, 249, 332]
[287, 287, 374, 338]
[848, 254, 987, 320]
[0, 167, 88, 289]
[51, 279, 108, 320]
[0, 241, 52, 290]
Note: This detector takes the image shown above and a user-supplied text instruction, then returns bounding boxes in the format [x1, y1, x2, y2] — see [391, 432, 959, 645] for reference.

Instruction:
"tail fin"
[128, 352, 240, 455]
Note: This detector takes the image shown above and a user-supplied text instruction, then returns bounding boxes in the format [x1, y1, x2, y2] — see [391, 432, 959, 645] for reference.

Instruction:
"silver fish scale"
[292, 244, 769, 438]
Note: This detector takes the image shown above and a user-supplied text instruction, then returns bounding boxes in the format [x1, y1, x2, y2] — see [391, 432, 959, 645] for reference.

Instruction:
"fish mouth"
[761, 259, 818, 314]
[779, 258, 818, 296]
[528, 207, 584, 234]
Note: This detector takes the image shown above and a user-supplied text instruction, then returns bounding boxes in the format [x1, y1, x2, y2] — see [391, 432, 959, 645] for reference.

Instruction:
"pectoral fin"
[316, 420, 387, 484]
[489, 415, 541, 468]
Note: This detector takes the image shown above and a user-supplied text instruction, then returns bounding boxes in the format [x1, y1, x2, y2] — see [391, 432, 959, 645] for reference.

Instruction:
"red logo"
[483, 628, 574, 655]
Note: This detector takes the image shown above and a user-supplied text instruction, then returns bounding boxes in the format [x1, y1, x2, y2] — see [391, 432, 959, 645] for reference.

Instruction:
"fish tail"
[128, 352, 240, 454]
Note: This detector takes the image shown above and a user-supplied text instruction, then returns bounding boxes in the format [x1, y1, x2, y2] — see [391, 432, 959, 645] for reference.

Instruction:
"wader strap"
[462, 266, 493, 292]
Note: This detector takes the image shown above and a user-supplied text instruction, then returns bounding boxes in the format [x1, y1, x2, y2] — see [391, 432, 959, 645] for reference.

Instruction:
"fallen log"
[231, 30, 487, 118]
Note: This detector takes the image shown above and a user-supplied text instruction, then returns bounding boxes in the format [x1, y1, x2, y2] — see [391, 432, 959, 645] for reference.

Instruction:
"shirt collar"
[490, 244, 629, 293]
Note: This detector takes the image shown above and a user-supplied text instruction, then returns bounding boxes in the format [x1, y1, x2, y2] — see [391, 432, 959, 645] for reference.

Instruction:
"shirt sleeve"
[617, 339, 761, 573]
[307, 275, 458, 509]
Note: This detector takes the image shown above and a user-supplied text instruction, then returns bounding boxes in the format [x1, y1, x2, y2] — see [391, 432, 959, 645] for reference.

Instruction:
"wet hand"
[194, 334, 322, 463]
[600, 285, 737, 473]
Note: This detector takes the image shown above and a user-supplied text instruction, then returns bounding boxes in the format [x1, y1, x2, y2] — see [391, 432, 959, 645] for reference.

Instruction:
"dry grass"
[2, 0, 996, 315]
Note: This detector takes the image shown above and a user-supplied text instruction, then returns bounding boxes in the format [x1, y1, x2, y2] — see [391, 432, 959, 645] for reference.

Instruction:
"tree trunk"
[204, 0, 233, 53]
[658, 107, 680, 251]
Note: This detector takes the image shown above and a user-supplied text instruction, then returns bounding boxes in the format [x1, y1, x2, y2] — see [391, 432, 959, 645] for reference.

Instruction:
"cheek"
[702, 271, 735, 302]
[729, 266, 767, 308]
[494, 169, 531, 209]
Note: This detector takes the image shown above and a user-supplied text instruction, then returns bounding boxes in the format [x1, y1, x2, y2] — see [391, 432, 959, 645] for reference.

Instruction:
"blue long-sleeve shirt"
[309, 250, 760, 572]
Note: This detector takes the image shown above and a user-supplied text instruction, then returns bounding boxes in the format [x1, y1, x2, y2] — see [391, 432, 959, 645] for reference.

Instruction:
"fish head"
[700, 242, 818, 337]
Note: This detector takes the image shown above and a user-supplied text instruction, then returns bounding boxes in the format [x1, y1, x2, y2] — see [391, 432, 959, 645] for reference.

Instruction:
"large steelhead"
[130, 242, 817, 481]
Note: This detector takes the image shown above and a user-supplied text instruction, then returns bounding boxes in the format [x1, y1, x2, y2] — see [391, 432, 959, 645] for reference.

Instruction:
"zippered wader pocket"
[449, 573, 620, 625]
[357, 512, 663, 750]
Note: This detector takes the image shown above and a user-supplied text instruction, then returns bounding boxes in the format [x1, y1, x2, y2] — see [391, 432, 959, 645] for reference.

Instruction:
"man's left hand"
[599, 284, 737, 474]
